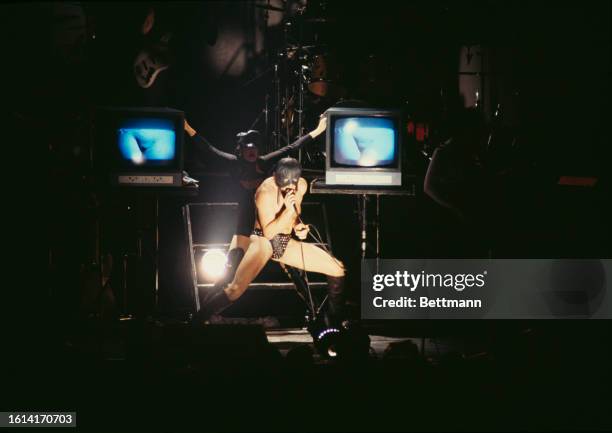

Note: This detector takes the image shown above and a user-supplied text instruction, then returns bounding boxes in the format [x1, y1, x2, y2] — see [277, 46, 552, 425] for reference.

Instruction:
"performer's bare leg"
[274, 239, 344, 276]
[196, 235, 271, 322]
[228, 234, 251, 252]
[224, 235, 273, 301]
[275, 239, 346, 324]
[198, 236, 346, 323]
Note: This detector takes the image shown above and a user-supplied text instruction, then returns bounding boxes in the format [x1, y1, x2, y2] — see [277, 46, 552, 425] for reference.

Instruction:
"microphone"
[282, 189, 299, 216]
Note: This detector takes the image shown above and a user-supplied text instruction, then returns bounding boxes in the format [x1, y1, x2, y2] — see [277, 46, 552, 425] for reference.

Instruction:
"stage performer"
[196, 157, 346, 325]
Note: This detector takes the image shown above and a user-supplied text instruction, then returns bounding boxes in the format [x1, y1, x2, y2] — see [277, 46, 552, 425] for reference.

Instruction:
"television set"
[325, 107, 402, 186]
[95, 107, 185, 186]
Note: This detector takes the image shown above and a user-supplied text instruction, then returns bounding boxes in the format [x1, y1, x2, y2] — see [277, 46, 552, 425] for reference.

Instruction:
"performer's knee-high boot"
[195, 286, 233, 324]
[325, 275, 345, 326]
[201, 248, 244, 304]
[195, 249, 243, 324]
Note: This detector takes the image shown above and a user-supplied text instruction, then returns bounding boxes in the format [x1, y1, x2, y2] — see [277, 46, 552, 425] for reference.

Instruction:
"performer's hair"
[274, 157, 302, 187]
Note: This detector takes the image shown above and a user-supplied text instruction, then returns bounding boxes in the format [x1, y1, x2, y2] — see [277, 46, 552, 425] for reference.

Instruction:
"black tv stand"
[309, 178, 416, 260]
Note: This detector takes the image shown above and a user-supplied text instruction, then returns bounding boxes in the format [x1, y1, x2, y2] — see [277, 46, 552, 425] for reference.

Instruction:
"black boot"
[202, 248, 244, 305]
[194, 286, 232, 324]
[325, 275, 346, 327]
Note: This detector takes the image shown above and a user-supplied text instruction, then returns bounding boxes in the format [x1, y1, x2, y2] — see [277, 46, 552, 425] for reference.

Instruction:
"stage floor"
[266, 328, 465, 359]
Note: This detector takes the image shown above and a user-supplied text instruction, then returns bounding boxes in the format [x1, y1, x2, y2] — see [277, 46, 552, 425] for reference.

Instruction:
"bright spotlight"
[200, 249, 227, 280]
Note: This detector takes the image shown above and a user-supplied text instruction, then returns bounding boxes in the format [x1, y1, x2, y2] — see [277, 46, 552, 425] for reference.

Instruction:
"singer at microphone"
[277, 167, 309, 239]
[195, 157, 347, 327]
[281, 189, 301, 217]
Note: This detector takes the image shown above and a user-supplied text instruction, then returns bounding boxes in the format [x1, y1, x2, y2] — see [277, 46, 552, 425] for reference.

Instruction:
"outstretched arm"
[184, 119, 238, 161]
[259, 115, 327, 162]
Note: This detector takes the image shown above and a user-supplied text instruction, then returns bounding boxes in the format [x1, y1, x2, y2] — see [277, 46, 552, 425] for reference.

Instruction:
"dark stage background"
[3, 1, 611, 431]
[7, 0, 610, 314]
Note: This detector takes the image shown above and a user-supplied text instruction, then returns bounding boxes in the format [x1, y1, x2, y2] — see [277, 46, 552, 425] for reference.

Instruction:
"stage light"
[318, 328, 340, 358]
[199, 249, 227, 280]
[308, 318, 371, 360]
[307, 319, 341, 359]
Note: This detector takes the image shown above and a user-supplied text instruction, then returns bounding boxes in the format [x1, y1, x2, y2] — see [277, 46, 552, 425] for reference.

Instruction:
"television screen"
[325, 107, 402, 186]
[332, 116, 397, 167]
[96, 107, 184, 186]
[117, 118, 177, 167]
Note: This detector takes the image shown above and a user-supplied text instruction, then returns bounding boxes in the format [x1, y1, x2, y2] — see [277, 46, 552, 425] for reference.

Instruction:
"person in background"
[424, 107, 493, 257]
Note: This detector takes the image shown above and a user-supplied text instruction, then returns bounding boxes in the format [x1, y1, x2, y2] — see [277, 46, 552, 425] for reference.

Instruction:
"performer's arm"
[256, 179, 307, 239]
[184, 119, 238, 161]
[259, 115, 327, 162]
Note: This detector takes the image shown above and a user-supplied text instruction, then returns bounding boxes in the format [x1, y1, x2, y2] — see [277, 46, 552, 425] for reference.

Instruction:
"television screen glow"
[117, 118, 176, 167]
[333, 117, 396, 167]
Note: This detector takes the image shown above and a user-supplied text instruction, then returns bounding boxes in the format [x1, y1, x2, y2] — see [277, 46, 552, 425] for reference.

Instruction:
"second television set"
[325, 107, 402, 186]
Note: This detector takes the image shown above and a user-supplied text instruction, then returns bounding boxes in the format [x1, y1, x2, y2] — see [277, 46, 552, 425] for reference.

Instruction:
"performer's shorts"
[252, 228, 291, 260]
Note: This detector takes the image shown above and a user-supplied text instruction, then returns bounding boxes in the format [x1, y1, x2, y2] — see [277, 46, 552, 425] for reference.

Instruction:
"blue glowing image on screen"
[333, 117, 395, 166]
[117, 118, 176, 166]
